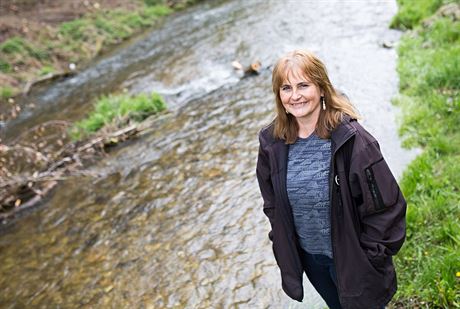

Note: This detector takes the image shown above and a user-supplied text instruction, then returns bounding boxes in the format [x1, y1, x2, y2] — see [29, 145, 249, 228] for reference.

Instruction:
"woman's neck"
[296, 117, 317, 138]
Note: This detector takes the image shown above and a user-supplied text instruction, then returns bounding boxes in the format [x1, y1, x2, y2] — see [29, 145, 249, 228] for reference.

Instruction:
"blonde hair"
[271, 50, 360, 144]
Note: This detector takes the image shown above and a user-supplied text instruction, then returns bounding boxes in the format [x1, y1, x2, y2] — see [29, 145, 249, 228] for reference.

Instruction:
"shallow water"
[0, 1, 416, 308]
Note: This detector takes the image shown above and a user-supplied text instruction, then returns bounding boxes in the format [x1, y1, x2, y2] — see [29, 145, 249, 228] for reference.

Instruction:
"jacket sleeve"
[256, 133, 275, 240]
[349, 140, 407, 260]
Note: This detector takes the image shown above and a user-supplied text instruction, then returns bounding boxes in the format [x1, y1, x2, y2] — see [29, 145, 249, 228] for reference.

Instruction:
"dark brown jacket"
[256, 117, 406, 309]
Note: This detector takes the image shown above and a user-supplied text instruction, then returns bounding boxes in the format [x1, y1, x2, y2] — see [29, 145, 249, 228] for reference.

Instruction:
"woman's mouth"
[290, 102, 307, 108]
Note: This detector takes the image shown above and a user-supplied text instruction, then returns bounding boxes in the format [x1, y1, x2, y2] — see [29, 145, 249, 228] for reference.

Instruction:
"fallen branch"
[23, 71, 76, 96]
[0, 122, 140, 219]
[0, 180, 58, 220]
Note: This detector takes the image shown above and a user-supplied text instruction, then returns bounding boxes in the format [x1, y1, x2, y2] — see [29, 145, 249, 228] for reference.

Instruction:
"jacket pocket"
[367, 253, 387, 271]
[363, 158, 399, 215]
[366, 253, 396, 290]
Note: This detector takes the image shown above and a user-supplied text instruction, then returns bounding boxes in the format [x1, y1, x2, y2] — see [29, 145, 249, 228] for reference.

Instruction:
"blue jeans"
[299, 249, 386, 309]
[299, 249, 342, 309]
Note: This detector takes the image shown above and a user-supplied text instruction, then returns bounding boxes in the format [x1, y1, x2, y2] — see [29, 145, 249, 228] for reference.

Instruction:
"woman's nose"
[291, 88, 302, 100]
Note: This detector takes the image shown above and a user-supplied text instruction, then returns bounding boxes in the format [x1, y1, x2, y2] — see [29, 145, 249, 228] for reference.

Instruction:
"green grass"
[392, 1, 460, 307]
[71, 92, 166, 140]
[143, 0, 199, 8]
[144, 0, 164, 6]
[0, 36, 49, 61]
[0, 57, 11, 73]
[58, 19, 89, 42]
[39, 65, 55, 76]
[57, 5, 172, 54]
[0, 1, 182, 100]
[390, 0, 452, 29]
[0, 37, 28, 54]
[0, 86, 14, 99]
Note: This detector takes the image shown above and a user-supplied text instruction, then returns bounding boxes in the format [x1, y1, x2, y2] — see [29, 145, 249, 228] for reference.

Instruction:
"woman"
[256, 50, 406, 309]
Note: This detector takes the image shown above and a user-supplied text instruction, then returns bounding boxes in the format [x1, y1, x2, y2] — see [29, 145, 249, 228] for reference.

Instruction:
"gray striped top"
[286, 133, 332, 258]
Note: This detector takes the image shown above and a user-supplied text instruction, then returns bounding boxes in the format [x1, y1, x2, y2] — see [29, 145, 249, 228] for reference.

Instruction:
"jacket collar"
[330, 115, 357, 154]
[264, 115, 356, 171]
[268, 115, 357, 156]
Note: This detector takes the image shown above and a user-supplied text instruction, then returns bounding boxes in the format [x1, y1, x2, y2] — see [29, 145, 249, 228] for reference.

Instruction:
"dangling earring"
[321, 96, 326, 110]
[285, 109, 289, 114]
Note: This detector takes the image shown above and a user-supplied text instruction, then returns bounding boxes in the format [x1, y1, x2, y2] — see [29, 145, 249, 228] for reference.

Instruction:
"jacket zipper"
[329, 154, 342, 298]
[365, 165, 385, 211]
[335, 175, 343, 218]
[329, 132, 355, 302]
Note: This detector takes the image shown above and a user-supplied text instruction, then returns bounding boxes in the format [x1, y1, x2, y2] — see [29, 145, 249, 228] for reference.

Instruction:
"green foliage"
[390, 0, 449, 29]
[393, 2, 460, 307]
[0, 57, 11, 73]
[27, 46, 49, 61]
[396, 151, 460, 307]
[0, 36, 49, 61]
[0, 86, 14, 99]
[144, 0, 165, 6]
[39, 66, 55, 76]
[71, 92, 166, 140]
[58, 19, 89, 41]
[120, 13, 146, 29]
[143, 5, 173, 18]
[57, 5, 172, 55]
[423, 17, 460, 44]
[94, 13, 131, 43]
[397, 18, 460, 94]
[0, 0, 197, 97]
[0, 37, 27, 54]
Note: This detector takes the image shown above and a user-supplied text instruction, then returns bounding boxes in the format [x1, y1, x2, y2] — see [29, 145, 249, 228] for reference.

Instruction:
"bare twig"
[1, 122, 141, 218]
[11, 120, 72, 145]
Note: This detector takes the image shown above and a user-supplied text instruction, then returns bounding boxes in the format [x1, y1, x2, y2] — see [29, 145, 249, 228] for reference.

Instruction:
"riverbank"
[390, 1, 460, 307]
[0, 0, 201, 219]
[0, 0, 200, 125]
[0, 90, 167, 219]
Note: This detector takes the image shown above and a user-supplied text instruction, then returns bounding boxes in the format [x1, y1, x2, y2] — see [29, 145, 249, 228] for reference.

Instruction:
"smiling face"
[279, 66, 323, 126]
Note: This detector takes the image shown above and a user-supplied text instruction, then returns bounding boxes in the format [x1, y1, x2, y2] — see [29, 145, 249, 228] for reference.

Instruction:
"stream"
[0, 1, 416, 308]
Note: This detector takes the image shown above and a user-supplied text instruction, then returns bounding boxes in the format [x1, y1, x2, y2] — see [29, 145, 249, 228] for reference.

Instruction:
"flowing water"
[0, 1, 417, 308]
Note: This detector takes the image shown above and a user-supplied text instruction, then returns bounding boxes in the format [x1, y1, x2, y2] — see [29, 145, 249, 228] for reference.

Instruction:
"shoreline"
[390, 1, 460, 307]
[0, 0, 202, 126]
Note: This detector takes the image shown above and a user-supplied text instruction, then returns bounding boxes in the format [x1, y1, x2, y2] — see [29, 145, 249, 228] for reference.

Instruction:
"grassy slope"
[70, 92, 166, 140]
[391, 0, 460, 307]
[1, 0, 203, 139]
[0, 0, 201, 100]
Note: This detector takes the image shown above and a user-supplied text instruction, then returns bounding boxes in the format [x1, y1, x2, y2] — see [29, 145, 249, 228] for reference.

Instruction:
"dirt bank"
[0, 0, 140, 43]
[0, 0, 197, 124]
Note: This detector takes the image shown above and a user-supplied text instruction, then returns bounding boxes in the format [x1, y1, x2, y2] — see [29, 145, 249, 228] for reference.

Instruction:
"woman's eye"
[299, 83, 309, 88]
[281, 86, 291, 91]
